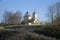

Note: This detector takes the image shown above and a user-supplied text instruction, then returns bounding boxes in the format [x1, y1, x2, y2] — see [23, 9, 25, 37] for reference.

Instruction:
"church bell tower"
[32, 10, 39, 24]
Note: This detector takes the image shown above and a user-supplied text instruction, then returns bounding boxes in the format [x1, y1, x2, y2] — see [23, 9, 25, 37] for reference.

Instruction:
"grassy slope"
[0, 26, 6, 30]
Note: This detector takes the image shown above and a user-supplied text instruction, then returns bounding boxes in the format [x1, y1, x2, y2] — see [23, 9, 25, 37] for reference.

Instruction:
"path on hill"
[6, 26, 59, 40]
[8, 30, 57, 40]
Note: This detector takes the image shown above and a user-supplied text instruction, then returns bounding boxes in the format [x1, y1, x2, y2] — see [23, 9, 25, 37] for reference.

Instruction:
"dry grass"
[7, 30, 57, 40]
[0, 26, 6, 30]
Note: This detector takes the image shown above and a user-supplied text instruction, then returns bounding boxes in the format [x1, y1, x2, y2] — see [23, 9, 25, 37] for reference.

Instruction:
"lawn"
[0, 26, 6, 30]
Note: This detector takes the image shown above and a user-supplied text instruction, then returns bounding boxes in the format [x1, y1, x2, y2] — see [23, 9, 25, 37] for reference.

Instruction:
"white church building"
[23, 10, 40, 25]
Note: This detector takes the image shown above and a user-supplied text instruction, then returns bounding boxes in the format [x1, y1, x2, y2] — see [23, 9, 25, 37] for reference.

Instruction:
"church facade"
[24, 11, 40, 25]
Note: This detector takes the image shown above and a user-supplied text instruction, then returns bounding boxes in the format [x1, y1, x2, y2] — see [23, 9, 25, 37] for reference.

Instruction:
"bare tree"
[3, 11, 13, 24]
[48, 6, 54, 24]
[3, 11, 22, 25]
[47, 2, 60, 24]
[13, 11, 22, 25]
[55, 2, 60, 23]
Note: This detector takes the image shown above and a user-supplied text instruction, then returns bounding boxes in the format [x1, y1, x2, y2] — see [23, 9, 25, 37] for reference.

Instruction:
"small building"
[24, 10, 40, 25]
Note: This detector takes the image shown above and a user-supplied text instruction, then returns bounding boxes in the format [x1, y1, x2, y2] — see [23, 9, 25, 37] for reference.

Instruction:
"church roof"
[24, 11, 31, 17]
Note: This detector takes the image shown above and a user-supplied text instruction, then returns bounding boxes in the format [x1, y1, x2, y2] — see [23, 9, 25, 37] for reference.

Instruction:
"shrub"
[34, 24, 60, 39]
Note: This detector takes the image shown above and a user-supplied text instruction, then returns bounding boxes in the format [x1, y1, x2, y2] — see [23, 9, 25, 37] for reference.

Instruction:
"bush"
[34, 24, 60, 39]
[21, 21, 25, 25]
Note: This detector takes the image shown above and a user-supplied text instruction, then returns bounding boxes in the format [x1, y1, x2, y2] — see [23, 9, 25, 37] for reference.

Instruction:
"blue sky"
[0, 0, 60, 22]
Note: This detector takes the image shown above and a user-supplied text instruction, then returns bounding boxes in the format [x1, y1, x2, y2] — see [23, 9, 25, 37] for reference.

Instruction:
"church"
[23, 10, 40, 25]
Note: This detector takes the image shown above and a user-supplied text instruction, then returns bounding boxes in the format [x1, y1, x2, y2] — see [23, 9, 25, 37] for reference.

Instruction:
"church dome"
[25, 11, 30, 16]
